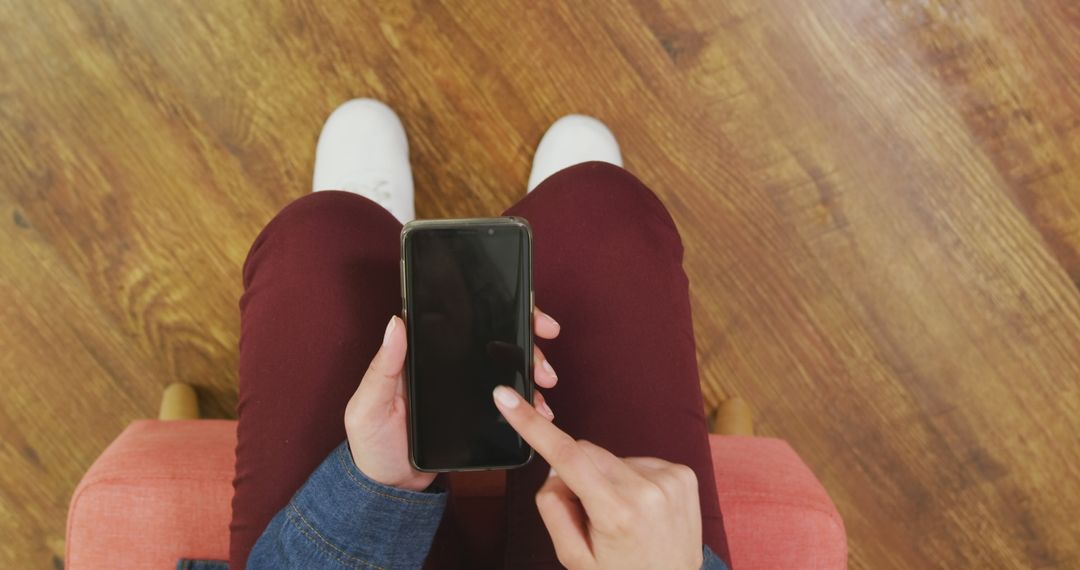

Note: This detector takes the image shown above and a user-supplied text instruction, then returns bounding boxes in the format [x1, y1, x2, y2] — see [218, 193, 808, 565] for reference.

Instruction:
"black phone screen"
[403, 221, 533, 471]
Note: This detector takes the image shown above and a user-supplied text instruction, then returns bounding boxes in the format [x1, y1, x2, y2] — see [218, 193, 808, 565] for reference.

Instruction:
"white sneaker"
[527, 114, 623, 192]
[313, 98, 415, 223]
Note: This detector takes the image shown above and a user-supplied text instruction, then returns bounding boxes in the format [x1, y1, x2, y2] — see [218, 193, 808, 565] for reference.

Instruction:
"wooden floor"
[2, 0, 1079, 567]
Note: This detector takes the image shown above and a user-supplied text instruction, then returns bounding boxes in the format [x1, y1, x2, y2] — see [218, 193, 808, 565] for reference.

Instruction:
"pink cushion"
[66, 420, 236, 569]
[711, 436, 847, 569]
[67, 422, 846, 569]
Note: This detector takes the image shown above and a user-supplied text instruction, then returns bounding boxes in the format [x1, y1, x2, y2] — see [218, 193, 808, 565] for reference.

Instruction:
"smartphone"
[401, 217, 534, 472]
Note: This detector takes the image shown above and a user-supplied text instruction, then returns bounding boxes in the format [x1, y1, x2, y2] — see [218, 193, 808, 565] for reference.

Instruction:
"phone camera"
[487, 228, 495, 236]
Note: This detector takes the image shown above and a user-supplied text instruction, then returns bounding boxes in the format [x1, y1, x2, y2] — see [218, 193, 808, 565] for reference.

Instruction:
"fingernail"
[493, 386, 520, 408]
[383, 316, 396, 346]
[540, 399, 554, 420]
[545, 313, 560, 329]
[548, 467, 557, 478]
[541, 359, 557, 379]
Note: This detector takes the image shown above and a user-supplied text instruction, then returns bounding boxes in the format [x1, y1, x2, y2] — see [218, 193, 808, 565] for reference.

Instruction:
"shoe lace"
[342, 178, 394, 207]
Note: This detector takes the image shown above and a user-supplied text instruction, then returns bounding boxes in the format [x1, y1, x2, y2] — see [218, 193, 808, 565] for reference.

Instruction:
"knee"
[264, 191, 397, 243]
[528, 162, 684, 258]
[242, 191, 399, 284]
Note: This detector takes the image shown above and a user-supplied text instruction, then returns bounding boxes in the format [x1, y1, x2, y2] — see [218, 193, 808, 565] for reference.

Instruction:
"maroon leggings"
[229, 162, 729, 568]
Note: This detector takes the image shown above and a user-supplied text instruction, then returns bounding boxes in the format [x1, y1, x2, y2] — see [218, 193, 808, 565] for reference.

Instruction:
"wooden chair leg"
[710, 396, 754, 436]
[159, 382, 200, 420]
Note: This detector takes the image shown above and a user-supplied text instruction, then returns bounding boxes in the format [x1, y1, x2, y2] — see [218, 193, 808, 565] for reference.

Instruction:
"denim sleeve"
[248, 441, 446, 569]
[702, 546, 730, 570]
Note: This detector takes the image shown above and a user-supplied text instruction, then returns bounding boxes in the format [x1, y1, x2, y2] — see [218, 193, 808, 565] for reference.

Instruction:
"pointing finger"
[493, 386, 617, 511]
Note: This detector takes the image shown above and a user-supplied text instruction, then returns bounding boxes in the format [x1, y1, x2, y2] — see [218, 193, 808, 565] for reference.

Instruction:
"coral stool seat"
[66, 387, 846, 569]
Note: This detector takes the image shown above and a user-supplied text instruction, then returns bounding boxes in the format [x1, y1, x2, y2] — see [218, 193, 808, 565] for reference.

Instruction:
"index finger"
[492, 386, 617, 510]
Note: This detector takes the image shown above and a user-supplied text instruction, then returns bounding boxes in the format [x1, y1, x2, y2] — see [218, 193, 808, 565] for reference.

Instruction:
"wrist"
[347, 443, 433, 492]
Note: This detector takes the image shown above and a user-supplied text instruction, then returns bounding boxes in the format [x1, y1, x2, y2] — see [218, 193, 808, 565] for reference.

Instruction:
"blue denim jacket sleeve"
[703, 546, 730, 569]
[247, 441, 447, 569]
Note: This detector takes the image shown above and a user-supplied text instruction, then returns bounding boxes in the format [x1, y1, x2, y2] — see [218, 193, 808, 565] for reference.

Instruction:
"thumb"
[354, 316, 407, 408]
[536, 471, 592, 567]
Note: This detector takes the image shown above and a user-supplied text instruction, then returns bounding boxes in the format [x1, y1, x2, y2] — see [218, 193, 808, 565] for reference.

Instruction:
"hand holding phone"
[492, 386, 706, 570]
[342, 309, 561, 491]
